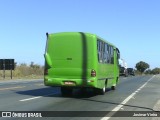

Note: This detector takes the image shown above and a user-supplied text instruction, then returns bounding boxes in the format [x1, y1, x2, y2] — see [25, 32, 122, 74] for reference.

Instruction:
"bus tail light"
[91, 69, 96, 77]
[44, 68, 48, 75]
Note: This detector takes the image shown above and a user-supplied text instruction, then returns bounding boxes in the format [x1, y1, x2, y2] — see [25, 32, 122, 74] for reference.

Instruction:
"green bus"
[44, 32, 120, 95]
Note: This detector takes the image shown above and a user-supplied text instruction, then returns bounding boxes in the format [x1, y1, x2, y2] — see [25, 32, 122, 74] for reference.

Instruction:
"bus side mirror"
[116, 48, 120, 59]
[118, 53, 120, 59]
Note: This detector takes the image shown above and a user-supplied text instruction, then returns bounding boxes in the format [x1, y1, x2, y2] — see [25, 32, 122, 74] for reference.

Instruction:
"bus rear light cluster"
[91, 69, 96, 77]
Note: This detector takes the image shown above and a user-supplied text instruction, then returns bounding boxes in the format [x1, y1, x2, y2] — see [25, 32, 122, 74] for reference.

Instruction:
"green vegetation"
[135, 61, 160, 75]
[135, 61, 149, 74]
[0, 62, 44, 80]
[151, 68, 160, 74]
[145, 68, 160, 75]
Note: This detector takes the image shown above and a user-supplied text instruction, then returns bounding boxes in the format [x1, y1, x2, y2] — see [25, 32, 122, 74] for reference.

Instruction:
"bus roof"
[96, 35, 116, 48]
[48, 32, 116, 48]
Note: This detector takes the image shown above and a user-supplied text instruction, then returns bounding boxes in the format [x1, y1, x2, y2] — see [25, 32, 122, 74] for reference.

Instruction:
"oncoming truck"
[44, 32, 120, 95]
[119, 58, 128, 77]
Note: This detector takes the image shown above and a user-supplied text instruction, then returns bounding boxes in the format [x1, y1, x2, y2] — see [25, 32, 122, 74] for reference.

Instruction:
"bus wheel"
[94, 86, 105, 95]
[101, 86, 106, 94]
[111, 85, 115, 90]
[111, 77, 118, 90]
[111, 77, 119, 90]
[61, 87, 73, 96]
[99, 86, 106, 95]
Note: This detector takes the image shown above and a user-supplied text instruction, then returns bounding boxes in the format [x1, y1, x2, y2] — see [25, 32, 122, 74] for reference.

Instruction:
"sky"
[0, 0, 160, 69]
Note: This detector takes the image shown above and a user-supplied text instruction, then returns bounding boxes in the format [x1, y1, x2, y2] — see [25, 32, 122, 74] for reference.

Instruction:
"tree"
[151, 68, 160, 74]
[30, 62, 34, 68]
[20, 63, 27, 67]
[30, 62, 40, 69]
[145, 69, 152, 74]
[135, 61, 149, 74]
[14, 62, 17, 68]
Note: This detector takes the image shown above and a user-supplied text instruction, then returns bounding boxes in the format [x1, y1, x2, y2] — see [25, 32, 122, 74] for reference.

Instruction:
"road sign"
[0, 59, 15, 79]
[0, 59, 14, 70]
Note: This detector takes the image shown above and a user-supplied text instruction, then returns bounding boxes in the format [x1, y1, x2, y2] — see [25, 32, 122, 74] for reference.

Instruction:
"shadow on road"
[14, 86, 101, 98]
[14, 87, 60, 97]
[77, 98, 154, 111]
[15, 87, 154, 111]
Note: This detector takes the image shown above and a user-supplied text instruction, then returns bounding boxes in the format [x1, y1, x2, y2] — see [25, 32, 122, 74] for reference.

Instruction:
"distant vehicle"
[119, 66, 128, 77]
[44, 32, 120, 95]
[127, 68, 135, 76]
[119, 59, 128, 77]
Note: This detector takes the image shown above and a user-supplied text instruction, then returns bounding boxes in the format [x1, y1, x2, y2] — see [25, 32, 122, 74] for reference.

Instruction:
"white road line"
[101, 75, 155, 120]
[0, 82, 41, 86]
[20, 96, 42, 101]
[0, 80, 43, 84]
[153, 100, 160, 111]
[0, 81, 43, 86]
[0, 86, 26, 91]
[19, 92, 59, 102]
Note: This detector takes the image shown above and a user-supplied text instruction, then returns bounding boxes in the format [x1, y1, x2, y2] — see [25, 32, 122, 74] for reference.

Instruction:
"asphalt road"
[0, 75, 160, 120]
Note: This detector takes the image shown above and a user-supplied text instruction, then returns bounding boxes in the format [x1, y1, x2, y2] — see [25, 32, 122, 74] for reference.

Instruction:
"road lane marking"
[0, 80, 43, 85]
[19, 92, 59, 102]
[35, 83, 44, 86]
[153, 100, 160, 111]
[20, 96, 42, 101]
[0, 82, 43, 87]
[0, 86, 25, 91]
[101, 75, 155, 120]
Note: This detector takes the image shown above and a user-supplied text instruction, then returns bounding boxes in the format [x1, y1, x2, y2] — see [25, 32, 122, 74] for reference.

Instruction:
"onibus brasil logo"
[2, 112, 42, 118]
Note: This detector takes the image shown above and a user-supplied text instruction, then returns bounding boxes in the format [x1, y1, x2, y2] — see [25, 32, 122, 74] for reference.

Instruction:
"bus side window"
[104, 43, 108, 64]
[101, 41, 104, 63]
[97, 40, 102, 63]
[108, 45, 111, 63]
[99, 41, 103, 63]
[106, 44, 110, 63]
[97, 40, 100, 62]
[111, 46, 114, 64]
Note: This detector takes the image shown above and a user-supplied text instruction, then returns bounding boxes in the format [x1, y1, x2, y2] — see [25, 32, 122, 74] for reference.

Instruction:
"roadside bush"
[0, 62, 44, 79]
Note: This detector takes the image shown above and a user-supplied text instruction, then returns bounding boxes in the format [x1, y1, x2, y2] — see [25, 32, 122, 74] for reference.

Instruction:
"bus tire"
[111, 77, 118, 90]
[94, 86, 105, 95]
[100, 86, 106, 95]
[61, 87, 73, 96]
[111, 86, 115, 90]
[102, 86, 106, 94]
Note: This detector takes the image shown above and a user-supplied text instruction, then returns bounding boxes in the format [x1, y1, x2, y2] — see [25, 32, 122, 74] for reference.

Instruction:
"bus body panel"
[44, 32, 120, 90]
[44, 32, 98, 88]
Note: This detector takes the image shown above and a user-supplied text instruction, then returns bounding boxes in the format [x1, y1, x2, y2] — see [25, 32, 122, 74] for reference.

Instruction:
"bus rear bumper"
[44, 77, 97, 88]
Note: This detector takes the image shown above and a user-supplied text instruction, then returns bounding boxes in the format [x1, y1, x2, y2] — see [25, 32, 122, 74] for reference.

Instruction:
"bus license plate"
[64, 81, 75, 85]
